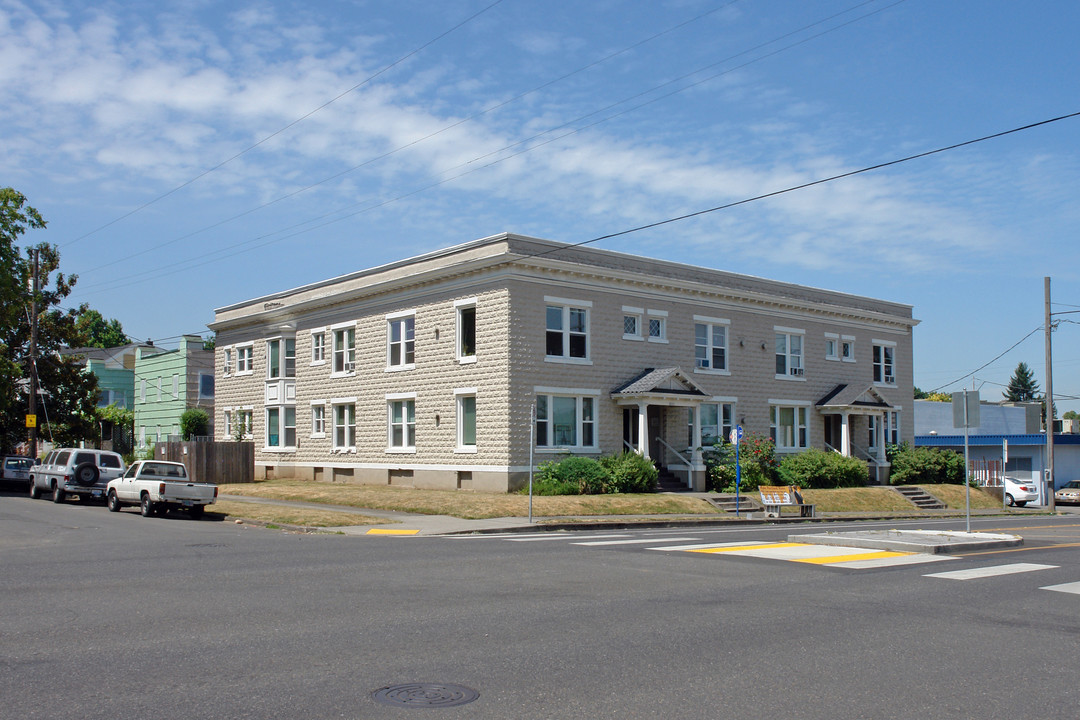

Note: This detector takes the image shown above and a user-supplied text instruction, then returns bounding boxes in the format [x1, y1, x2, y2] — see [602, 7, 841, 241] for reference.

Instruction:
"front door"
[648, 406, 663, 462]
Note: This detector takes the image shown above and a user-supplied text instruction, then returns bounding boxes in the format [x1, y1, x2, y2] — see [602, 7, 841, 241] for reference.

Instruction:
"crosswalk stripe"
[1041, 581, 1080, 595]
[689, 542, 805, 554]
[508, 533, 632, 542]
[574, 536, 701, 546]
[924, 563, 1058, 580]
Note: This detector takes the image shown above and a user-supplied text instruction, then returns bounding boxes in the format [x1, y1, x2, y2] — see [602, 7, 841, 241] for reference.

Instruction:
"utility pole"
[1045, 276, 1055, 511]
[29, 248, 39, 459]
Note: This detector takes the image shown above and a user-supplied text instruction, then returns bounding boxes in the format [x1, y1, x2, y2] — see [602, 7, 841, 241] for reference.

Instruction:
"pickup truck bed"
[107, 460, 218, 518]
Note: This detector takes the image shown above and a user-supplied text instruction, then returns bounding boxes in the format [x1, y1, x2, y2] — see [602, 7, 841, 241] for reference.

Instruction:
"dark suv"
[29, 448, 126, 503]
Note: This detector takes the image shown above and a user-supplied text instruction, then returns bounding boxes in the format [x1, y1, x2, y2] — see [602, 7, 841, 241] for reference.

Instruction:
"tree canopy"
[1003, 361, 1040, 402]
[75, 308, 128, 348]
[0, 189, 100, 454]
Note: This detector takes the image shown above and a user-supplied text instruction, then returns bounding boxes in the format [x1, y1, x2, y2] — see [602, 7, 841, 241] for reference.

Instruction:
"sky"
[3, 0, 1080, 411]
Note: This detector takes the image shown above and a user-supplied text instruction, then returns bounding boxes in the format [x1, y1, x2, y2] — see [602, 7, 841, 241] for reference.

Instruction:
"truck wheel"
[189, 504, 205, 519]
[107, 490, 121, 513]
[29, 478, 41, 499]
[52, 483, 66, 504]
[140, 493, 155, 517]
[73, 462, 100, 486]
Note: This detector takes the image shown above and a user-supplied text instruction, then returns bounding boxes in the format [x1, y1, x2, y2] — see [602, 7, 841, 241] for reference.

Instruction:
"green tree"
[0, 190, 100, 452]
[180, 408, 210, 440]
[75, 308, 128, 348]
[1003, 362, 1040, 402]
[1064, 410, 1079, 420]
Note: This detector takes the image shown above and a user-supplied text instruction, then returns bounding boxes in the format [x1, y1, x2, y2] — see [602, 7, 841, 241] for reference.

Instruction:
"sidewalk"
[219, 493, 1043, 537]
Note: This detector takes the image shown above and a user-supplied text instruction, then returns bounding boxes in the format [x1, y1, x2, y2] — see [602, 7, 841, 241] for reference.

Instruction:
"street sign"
[729, 426, 743, 444]
[951, 391, 980, 428]
[25, 414, 36, 428]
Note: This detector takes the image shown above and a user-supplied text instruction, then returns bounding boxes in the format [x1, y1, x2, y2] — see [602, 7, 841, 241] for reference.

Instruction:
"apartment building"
[133, 335, 215, 446]
[209, 233, 917, 491]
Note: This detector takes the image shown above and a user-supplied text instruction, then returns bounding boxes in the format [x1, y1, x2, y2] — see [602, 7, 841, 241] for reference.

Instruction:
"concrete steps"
[894, 485, 945, 510]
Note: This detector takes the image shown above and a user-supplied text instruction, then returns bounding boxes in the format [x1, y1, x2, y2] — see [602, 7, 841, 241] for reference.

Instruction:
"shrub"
[702, 432, 779, 492]
[598, 451, 659, 493]
[889, 444, 966, 485]
[531, 456, 611, 495]
[180, 408, 210, 440]
[778, 448, 868, 488]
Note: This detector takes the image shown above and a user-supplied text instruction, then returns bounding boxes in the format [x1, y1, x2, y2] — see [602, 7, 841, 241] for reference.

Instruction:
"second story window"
[387, 314, 415, 369]
[694, 319, 728, 372]
[873, 342, 896, 384]
[333, 327, 355, 374]
[236, 345, 253, 374]
[311, 332, 326, 364]
[457, 303, 476, 362]
[223, 349, 233, 375]
[546, 302, 589, 361]
[775, 330, 804, 378]
[266, 338, 296, 379]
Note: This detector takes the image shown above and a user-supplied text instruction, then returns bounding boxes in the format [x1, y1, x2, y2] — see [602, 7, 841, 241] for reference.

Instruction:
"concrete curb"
[787, 529, 1024, 554]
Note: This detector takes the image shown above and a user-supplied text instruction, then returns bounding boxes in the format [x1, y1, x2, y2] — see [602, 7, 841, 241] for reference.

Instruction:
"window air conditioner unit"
[884, 375, 895, 384]
[344, 362, 355, 372]
[789, 367, 804, 376]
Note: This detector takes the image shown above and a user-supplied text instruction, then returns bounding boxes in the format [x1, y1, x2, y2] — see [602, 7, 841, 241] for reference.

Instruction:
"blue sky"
[4, 0, 1079, 410]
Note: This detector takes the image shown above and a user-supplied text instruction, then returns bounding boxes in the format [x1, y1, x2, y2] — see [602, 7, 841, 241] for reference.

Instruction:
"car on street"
[29, 448, 126, 504]
[1, 455, 37, 490]
[1004, 476, 1039, 507]
[106, 460, 218, 518]
[1054, 480, 1080, 505]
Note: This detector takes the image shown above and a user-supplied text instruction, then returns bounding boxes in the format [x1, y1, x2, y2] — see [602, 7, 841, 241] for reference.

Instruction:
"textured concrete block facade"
[210, 233, 917, 491]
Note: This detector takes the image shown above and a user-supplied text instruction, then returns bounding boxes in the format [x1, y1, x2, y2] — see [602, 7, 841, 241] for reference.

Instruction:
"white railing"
[654, 436, 693, 487]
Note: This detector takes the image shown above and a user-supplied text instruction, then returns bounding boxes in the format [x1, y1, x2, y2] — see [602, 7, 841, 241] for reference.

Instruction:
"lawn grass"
[218, 480, 722, 519]
[921, 483, 1003, 510]
[800, 486, 915, 513]
[207, 499, 394, 528]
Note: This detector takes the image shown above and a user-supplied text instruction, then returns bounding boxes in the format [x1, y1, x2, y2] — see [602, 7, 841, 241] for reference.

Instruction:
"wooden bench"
[758, 485, 815, 518]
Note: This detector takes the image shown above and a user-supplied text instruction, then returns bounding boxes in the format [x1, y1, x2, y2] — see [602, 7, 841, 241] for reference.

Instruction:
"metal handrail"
[655, 436, 692, 468]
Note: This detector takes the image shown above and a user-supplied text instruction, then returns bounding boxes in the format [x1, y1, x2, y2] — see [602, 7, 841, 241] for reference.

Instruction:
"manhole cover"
[371, 683, 479, 708]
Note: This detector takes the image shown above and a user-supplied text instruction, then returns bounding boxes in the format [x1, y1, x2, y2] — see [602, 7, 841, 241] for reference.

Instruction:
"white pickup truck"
[106, 460, 218, 518]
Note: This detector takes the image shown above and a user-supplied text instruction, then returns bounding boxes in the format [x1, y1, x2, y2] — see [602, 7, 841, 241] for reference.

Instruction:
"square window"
[546, 304, 589, 360]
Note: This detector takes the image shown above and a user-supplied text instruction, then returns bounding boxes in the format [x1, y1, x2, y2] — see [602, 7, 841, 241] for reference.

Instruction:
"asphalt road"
[3, 488, 1079, 720]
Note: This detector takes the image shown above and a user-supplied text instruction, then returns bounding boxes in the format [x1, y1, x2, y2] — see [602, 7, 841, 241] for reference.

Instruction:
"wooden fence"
[157, 441, 254, 485]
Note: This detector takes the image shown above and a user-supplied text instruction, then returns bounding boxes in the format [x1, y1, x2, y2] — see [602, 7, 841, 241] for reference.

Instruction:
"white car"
[1003, 477, 1039, 507]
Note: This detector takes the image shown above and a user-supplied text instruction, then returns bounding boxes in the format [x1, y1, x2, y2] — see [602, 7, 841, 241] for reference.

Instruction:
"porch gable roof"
[611, 367, 708, 400]
[816, 383, 893, 410]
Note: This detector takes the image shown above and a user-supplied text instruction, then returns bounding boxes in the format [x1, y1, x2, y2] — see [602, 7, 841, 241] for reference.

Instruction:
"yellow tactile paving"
[794, 550, 912, 564]
[366, 528, 420, 535]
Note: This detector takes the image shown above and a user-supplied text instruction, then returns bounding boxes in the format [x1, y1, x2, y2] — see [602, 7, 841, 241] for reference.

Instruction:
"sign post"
[729, 426, 744, 516]
[952, 391, 980, 532]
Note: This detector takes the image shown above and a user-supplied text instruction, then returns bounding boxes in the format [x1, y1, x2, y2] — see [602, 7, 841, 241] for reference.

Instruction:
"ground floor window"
[388, 399, 416, 451]
[770, 404, 807, 450]
[457, 394, 476, 451]
[266, 406, 296, 449]
[689, 403, 734, 447]
[536, 394, 596, 449]
[333, 404, 356, 451]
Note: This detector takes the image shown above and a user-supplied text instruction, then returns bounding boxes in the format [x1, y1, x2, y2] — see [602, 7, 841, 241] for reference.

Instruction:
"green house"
[134, 335, 215, 446]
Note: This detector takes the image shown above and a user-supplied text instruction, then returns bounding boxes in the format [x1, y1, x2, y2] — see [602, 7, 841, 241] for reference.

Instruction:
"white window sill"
[458, 356, 478, 365]
[386, 447, 416, 454]
[311, 432, 326, 440]
[455, 446, 478, 454]
[331, 447, 356, 454]
[622, 335, 644, 342]
[262, 447, 297, 453]
[235, 370, 253, 377]
[775, 374, 807, 382]
[544, 356, 593, 366]
[694, 367, 731, 376]
[536, 447, 600, 454]
[386, 364, 416, 373]
[873, 381, 897, 388]
[647, 337, 668, 344]
[330, 371, 356, 379]
[825, 356, 840, 362]
[842, 358, 857, 363]
[310, 360, 326, 367]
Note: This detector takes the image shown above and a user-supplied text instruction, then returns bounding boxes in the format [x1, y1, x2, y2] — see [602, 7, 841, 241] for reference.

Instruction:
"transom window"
[535, 394, 596, 449]
[546, 304, 589, 360]
[770, 404, 808, 450]
[775, 330, 804, 377]
[873, 342, 896, 384]
[388, 315, 415, 369]
[695, 321, 728, 371]
[333, 327, 355, 374]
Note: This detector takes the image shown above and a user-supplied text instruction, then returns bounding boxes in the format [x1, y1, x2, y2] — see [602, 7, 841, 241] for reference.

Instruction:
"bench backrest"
[758, 485, 801, 505]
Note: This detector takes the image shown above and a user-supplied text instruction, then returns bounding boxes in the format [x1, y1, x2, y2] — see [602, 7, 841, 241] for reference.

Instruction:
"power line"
[928, 326, 1043, 393]
[60, 0, 508, 250]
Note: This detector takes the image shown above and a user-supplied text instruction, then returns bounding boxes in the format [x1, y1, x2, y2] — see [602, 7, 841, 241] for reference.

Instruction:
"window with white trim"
[775, 330, 804, 377]
[622, 307, 643, 340]
[332, 403, 356, 451]
[222, 411, 232, 439]
[841, 336, 856, 362]
[647, 310, 667, 343]
[825, 333, 839, 361]
[689, 403, 734, 447]
[873, 342, 896, 384]
[333, 327, 355, 374]
[457, 393, 477, 452]
[535, 394, 596, 449]
[265, 406, 296, 449]
[387, 314, 415, 369]
[457, 302, 477, 362]
[694, 320, 728, 372]
[770, 404, 808, 450]
[236, 345, 254, 374]
[311, 332, 326, 364]
[885, 410, 900, 445]
[266, 338, 296, 379]
[223, 349, 232, 375]
[199, 372, 214, 399]
[388, 398, 416, 450]
[235, 409, 253, 439]
[311, 404, 326, 438]
[545, 302, 589, 360]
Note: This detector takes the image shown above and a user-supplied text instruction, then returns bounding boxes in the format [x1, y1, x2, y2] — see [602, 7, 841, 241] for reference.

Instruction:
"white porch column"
[637, 402, 649, 459]
[876, 411, 887, 461]
[691, 404, 703, 464]
[840, 411, 851, 457]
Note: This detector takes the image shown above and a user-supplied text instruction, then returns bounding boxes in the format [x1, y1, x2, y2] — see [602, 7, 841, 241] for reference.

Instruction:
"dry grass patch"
[800, 487, 916, 513]
[919, 484, 1002, 510]
[219, 480, 720, 519]
[207, 500, 393, 528]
